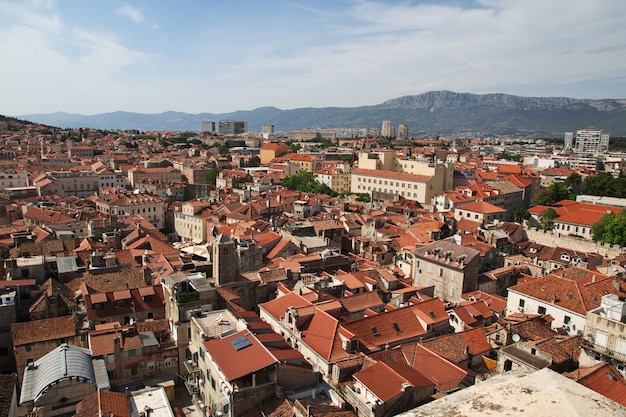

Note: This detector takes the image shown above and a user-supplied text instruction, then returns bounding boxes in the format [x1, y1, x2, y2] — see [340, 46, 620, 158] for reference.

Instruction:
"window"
[595, 331, 608, 348]
[519, 299, 525, 308]
[25, 344, 32, 352]
[564, 316, 571, 325]
[127, 349, 136, 358]
[538, 306, 546, 314]
[439, 268, 444, 277]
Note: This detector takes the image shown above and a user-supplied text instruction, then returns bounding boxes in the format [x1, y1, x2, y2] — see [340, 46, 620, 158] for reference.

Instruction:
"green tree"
[217, 144, 229, 155]
[603, 211, 626, 245]
[564, 172, 582, 195]
[289, 143, 301, 153]
[541, 208, 558, 231]
[534, 183, 571, 206]
[592, 212, 615, 242]
[282, 170, 337, 196]
[205, 168, 219, 186]
[513, 208, 531, 223]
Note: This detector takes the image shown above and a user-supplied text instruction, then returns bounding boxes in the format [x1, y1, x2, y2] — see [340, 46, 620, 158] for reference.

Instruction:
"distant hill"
[18, 91, 626, 136]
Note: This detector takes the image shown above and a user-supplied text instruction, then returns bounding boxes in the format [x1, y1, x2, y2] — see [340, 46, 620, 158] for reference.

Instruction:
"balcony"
[342, 385, 376, 417]
[582, 338, 626, 362]
[184, 377, 200, 397]
[184, 358, 199, 373]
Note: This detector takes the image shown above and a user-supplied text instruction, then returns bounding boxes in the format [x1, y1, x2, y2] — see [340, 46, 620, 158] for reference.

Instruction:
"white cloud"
[1, 0, 626, 115]
[116, 5, 144, 24]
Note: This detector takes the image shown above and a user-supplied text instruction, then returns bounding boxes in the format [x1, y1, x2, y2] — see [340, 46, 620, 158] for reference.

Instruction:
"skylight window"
[230, 335, 252, 351]
[393, 323, 402, 332]
[372, 327, 380, 336]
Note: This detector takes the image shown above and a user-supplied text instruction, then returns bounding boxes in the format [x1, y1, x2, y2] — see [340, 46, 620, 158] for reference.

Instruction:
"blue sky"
[1, 0, 625, 116]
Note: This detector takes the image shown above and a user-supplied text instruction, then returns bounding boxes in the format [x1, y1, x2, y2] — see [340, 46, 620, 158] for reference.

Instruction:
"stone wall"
[525, 227, 623, 259]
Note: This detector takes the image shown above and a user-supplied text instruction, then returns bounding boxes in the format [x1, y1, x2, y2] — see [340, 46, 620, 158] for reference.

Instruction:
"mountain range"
[18, 91, 626, 137]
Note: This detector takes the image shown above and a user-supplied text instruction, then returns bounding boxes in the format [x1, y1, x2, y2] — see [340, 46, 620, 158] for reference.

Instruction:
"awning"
[188, 343, 198, 354]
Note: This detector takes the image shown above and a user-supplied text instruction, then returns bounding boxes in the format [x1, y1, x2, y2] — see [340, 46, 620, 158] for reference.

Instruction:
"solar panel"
[230, 335, 252, 351]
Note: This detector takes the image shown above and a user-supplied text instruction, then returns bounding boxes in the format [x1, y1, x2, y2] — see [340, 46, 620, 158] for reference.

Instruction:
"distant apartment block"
[261, 124, 274, 139]
[67, 145, 95, 159]
[381, 120, 395, 138]
[0, 170, 29, 190]
[218, 120, 248, 135]
[570, 129, 610, 155]
[201, 121, 216, 133]
[397, 123, 409, 139]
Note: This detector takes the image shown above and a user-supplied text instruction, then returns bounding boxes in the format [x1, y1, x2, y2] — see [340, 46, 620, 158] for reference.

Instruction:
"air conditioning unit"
[518, 307, 524, 313]
[173, 357, 178, 362]
[138, 361, 144, 367]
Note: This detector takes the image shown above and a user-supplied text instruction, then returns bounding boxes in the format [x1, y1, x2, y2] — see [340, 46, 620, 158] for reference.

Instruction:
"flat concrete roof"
[400, 368, 626, 417]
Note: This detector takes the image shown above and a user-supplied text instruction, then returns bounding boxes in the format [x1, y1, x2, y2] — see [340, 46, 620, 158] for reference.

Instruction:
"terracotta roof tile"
[204, 330, 277, 381]
[11, 315, 77, 346]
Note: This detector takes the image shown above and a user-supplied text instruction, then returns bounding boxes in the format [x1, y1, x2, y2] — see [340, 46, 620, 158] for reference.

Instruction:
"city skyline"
[1, 0, 626, 116]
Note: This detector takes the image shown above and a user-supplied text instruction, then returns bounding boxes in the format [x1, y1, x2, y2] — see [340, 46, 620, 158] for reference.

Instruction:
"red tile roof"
[508, 272, 624, 315]
[399, 344, 468, 392]
[456, 200, 506, 214]
[353, 361, 431, 402]
[203, 330, 277, 381]
[11, 315, 77, 346]
[565, 362, 626, 406]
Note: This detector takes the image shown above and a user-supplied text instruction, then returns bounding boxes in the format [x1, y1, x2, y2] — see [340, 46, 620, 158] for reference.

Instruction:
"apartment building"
[34, 170, 99, 198]
[284, 153, 325, 172]
[174, 200, 212, 243]
[95, 190, 166, 230]
[351, 168, 438, 205]
[407, 238, 481, 302]
[259, 142, 291, 165]
[315, 167, 351, 194]
[127, 166, 182, 188]
[580, 294, 626, 377]
[505, 269, 625, 336]
[0, 170, 28, 190]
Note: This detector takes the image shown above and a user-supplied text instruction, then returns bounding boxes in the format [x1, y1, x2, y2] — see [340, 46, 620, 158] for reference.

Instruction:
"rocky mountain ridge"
[17, 91, 626, 136]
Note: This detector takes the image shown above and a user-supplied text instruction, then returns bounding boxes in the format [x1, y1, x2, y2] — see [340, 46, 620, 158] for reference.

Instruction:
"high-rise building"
[261, 124, 274, 139]
[574, 129, 610, 155]
[397, 124, 409, 139]
[381, 120, 395, 138]
[219, 120, 248, 135]
[564, 132, 574, 149]
[201, 121, 215, 133]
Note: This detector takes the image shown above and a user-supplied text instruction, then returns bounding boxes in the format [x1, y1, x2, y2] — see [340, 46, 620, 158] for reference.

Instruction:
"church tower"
[212, 233, 239, 286]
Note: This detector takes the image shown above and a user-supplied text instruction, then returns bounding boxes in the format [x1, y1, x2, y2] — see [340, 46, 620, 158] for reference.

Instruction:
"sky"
[1, 0, 626, 116]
